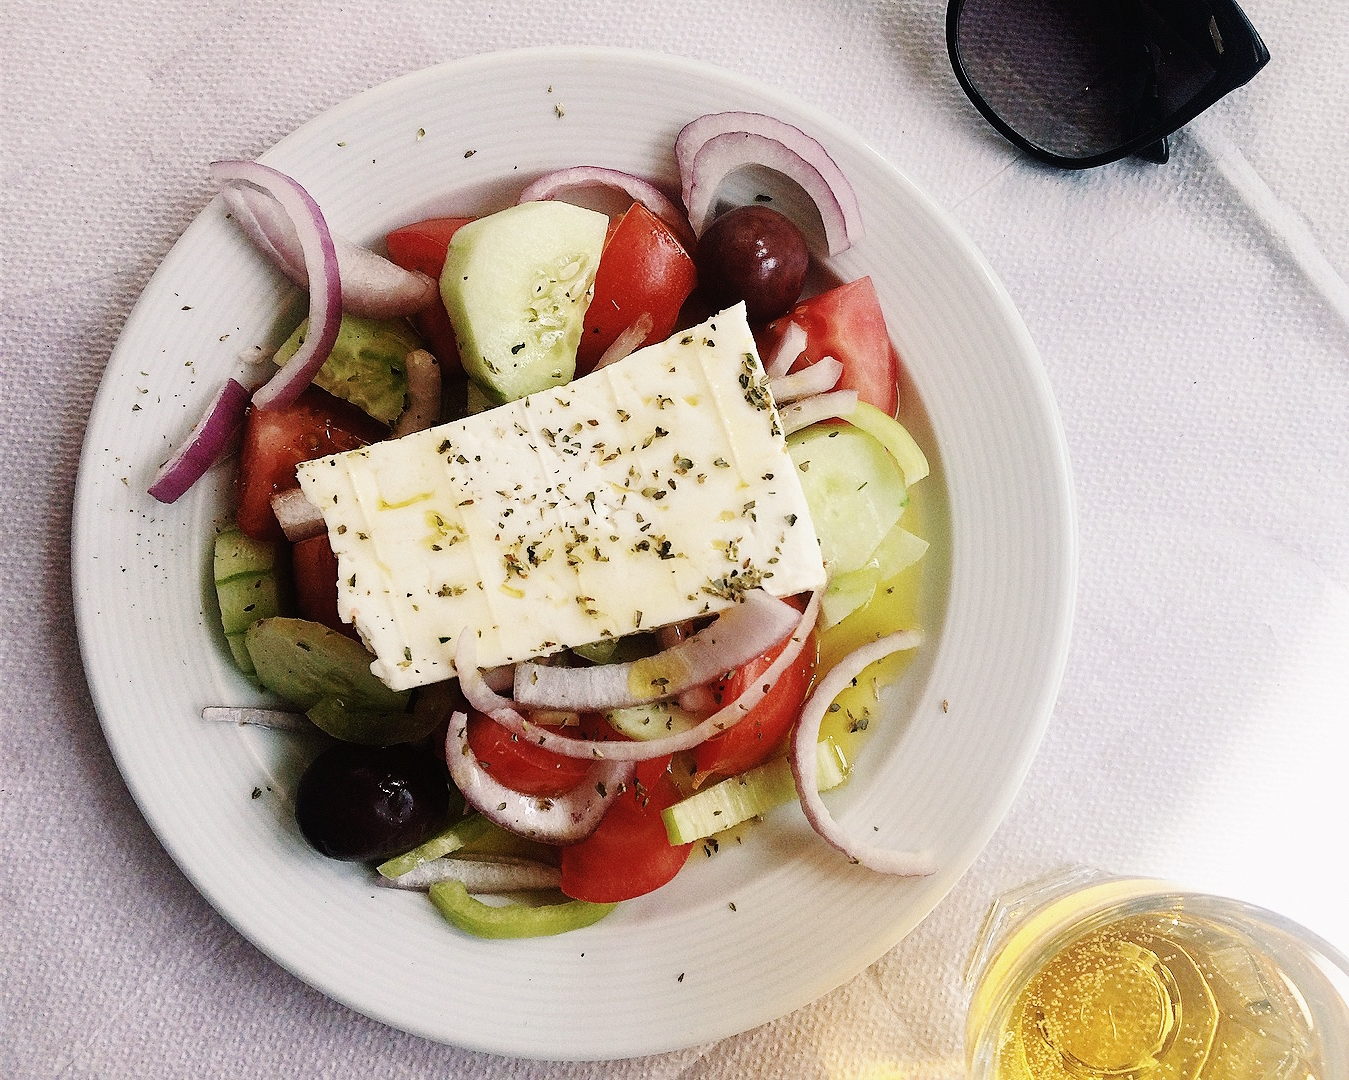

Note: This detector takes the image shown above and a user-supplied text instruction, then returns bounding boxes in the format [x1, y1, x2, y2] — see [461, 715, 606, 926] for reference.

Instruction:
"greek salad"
[155, 110, 936, 938]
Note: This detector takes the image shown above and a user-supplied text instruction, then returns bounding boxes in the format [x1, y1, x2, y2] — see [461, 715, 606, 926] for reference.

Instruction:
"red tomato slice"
[385, 216, 474, 372]
[291, 533, 355, 638]
[385, 217, 473, 278]
[759, 276, 900, 416]
[236, 386, 384, 541]
[575, 202, 697, 375]
[693, 626, 817, 781]
[559, 758, 693, 903]
[464, 712, 592, 798]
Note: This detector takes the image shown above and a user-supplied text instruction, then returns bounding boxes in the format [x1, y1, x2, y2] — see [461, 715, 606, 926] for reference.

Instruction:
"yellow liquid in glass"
[978, 899, 1328, 1079]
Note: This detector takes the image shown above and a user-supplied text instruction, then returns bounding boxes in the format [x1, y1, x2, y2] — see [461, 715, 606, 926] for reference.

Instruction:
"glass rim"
[945, 0, 1271, 169]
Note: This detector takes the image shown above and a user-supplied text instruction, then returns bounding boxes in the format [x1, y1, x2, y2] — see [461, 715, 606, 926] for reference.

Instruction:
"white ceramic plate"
[73, 47, 1075, 1059]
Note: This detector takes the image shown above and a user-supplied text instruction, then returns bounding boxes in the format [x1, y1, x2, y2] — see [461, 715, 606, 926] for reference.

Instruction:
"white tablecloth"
[4, 1, 1347, 1075]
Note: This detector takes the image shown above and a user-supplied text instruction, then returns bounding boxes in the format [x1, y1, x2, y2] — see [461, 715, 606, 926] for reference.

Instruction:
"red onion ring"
[444, 711, 634, 843]
[780, 389, 859, 436]
[209, 161, 342, 411]
[517, 166, 696, 248]
[592, 312, 654, 371]
[769, 356, 843, 404]
[221, 184, 437, 318]
[676, 112, 863, 256]
[391, 349, 441, 437]
[457, 593, 820, 762]
[513, 589, 799, 710]
[789, 630, 935, 876]
[269, 488, 326, 542]
[147, 378, 250, 503]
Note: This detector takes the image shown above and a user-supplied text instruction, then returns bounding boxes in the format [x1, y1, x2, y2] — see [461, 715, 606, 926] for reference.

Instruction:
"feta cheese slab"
[296, 304, 825, 690]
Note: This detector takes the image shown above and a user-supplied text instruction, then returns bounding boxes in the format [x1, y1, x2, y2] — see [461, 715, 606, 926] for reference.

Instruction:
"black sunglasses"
[946, 0, 1270, 169]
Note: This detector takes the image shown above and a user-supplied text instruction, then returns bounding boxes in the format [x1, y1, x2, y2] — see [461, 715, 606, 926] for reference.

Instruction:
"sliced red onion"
[200, 705, 312, 734]
[221, 186, 295, 271]
[592, 312, 654, 371]
[780, 389, 859, 436]
[769, 356, 843, 404]
[517, 166, 695, 247]
[148, 378, 250, 503]
[445, 711, 634, 843]
[676, 112, 863, 256]
[790, 630, 935, 876]
[210, 161, 342, 411]
[391, 349, 441, 437]
[457, 593, 820, 762]
[377, 852, 562, 893]
[270, 488, 326, 541]
[764, 320, 808, 379]
[513, 589, 798, 710]
[221, 184, 437, 318]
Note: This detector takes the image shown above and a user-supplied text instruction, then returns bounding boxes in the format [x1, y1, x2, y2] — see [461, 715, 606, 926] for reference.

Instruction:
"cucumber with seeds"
[441, 201, 608, 405]
[662, 739, 850, 845]
[272, 313, 421, 424]
[213, 526, 282, 677]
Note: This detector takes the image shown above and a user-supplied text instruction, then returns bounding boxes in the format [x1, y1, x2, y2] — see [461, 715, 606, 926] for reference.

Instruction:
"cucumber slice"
[441, 201, 607, 405]
[822, 524, 929, 627]
[661, 739, 850, 845]
[216, 573, 282, 637]
[786, 424, 907, 576]
[305, 695, 440, 746]
[603, 701, 701, 741]
[244, 617, 409, 714]
[272, 314, 420, 424]
[821, 567, 879, 629]
[213, 526, 282, 677]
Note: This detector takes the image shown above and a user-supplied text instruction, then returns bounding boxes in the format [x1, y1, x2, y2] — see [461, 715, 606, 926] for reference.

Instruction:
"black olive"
[295, 742, 453, 862]
[694, 205, 810, 324]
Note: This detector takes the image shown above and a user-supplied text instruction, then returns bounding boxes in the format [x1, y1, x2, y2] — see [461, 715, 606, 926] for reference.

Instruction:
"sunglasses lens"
[953, 0, 1225, 160]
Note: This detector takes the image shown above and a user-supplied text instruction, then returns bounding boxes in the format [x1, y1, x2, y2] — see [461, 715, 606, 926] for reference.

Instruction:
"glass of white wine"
[965, 868, 1349, 1079]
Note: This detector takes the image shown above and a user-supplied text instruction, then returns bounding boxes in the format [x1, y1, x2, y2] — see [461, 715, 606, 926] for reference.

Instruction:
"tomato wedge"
[693, 626, 817, 782]
[575, 202, 697, 375]
[464, 712, 592, 797]
[559, 757, 692, 903]
[385, 216, 474, 371]
[236, 386, 384, 541]
[291, 533, 353, 637]
[759, 276, 900, 416]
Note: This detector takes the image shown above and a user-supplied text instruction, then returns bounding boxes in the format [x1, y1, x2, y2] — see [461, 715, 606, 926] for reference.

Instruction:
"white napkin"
[3, 0, 1346, 1076]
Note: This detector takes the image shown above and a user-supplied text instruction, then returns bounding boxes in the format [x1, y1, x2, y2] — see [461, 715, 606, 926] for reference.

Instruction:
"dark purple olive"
[694, 204, 810, 324]
[295, 742, 453, 862]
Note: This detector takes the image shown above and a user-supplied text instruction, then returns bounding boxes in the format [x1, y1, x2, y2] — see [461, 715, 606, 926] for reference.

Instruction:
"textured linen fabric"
[2, 0, 1347, 1076]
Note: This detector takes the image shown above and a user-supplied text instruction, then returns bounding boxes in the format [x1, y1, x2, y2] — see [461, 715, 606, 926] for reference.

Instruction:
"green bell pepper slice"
[428, 880, 616, 939]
